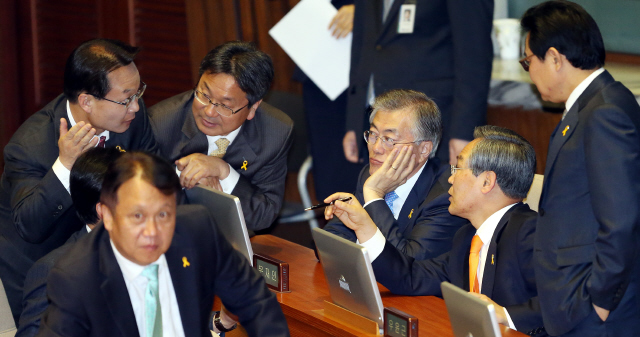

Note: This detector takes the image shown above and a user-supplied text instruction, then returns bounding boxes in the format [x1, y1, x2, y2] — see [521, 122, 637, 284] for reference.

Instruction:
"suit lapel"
[223, 114, 258, 171]
[98, 233, 139, 337]
[378, 0, 404, 43]
[52, 96, 70, 143]
[165, 232, 201, 337]
[461, 230, 474, 292]
[179, 103, 209, 157]
[397, 160, 438, 233]
[479, 204, 521, 298]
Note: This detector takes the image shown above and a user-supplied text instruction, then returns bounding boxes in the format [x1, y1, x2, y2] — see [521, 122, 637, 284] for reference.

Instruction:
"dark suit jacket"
[324, 159, 466, 260]
[37, 205, 289, 337]
[346, 0, 493, 158]
[0, 94, 158, 322]
[373, 203, 545, 336]
[17, 228, 88, 337]
[534, 71, 640, 335]
[148, 91, 294, 231]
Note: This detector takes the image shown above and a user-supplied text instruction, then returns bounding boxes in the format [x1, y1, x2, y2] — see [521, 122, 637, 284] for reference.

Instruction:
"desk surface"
[249, 234, 526, 337]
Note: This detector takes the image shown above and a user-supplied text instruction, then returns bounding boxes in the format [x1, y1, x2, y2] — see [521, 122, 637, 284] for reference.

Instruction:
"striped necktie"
[142, 264, 162, 337]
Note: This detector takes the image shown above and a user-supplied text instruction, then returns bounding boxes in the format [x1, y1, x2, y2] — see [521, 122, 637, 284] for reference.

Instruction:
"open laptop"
[441, 281, 501, 337]
[184, 186, 254, 264]
[311, 227, 385, 328]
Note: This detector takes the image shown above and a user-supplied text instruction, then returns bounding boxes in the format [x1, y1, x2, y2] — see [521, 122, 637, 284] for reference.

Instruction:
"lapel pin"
[182, 256, 190, 268]
[491, 254, 495, 265]
[241, 160, 248, 171]
[562, 125, 570, 136]
[408, 209, 414, 219]
[115, 145, 126, 152]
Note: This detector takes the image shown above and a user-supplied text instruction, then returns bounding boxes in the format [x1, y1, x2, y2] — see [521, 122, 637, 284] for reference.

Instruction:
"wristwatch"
[213, 311, 238, 333]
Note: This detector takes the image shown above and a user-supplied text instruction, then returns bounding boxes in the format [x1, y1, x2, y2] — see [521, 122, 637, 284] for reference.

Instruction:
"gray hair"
[468, 125, 536, 199]
[369, 89, 442, 158]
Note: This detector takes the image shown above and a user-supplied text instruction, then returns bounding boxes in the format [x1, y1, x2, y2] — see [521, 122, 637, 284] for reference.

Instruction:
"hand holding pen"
[304, 197, 353, 211]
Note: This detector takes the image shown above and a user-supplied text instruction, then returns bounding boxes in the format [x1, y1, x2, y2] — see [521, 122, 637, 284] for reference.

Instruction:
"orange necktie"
[469, 235, 483, 293]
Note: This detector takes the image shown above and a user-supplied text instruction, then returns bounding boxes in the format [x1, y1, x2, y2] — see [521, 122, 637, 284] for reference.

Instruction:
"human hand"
[470, 293, 509, 326]
[324, 192, 377, 242]
[58, 118, 98, 170]
[175, 153, 230, 189]
[328, 4, 355, 39]
[197, 176, 222, 191]
[593, 303, 610, 322]
[449, 138, 469, 165]
[363, 146, 415, 202]
[343, 130, 360, 163]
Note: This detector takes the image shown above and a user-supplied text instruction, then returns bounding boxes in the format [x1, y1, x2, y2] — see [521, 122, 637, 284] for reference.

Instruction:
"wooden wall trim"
[607, 52, 640, 66]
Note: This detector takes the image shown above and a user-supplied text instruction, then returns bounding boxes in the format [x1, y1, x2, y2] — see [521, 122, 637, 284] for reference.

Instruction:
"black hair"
[521, 0, 605, 70]
[63, 38, 140, 103]
[100, 152, 181, 209]
[198, 41, 274, 106]
[70, 147, 123, 224]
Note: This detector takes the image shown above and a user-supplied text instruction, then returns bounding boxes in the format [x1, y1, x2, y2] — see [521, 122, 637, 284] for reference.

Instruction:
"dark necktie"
[97, 136, 106, 148]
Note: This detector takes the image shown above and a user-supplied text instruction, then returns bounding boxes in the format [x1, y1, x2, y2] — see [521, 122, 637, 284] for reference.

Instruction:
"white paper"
[269, 0, 351, 101]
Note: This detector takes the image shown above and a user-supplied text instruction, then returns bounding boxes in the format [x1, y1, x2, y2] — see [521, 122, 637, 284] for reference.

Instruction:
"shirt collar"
[66, 100, 110, 142]
[565, 68, 605, 113]
[110, 239, 165, 283]
[474, 203, 517, 245]
[206, 125, 242, 150]
[394, 160, 427, 200]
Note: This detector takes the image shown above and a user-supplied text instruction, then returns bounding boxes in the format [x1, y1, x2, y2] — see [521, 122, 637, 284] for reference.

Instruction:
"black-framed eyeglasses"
[450, 165, 472, 176]
[519, 54, 534, 72]
[194, 89, 249, 117]
[363, 130, 423, 150]
[92, 82, 146, 109]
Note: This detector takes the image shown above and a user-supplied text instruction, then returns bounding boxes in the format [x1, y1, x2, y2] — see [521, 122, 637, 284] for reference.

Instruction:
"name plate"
[384, 307, 418, 337]
[253, 253, 290, 292]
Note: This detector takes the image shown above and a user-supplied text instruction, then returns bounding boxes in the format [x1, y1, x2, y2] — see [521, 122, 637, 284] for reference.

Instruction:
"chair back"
[0, 278, 16, 337]
[524, 174, 544, 212]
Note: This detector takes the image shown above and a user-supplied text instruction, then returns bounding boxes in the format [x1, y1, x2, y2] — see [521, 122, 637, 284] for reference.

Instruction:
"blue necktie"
[142, 264, 162, 337]
[384, 191, 399, 211]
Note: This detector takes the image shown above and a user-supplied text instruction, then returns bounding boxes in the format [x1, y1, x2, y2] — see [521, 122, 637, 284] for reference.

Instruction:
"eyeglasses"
[519, 53, 534, 72]
[450, 165, 472, 176]
[92, 82, 146, 109]
[363, 130, 422, 150]
[194, 89, 249, 117]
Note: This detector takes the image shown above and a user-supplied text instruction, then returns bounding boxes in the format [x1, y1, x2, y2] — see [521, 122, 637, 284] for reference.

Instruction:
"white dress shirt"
[563, 67, 605, 119]
[362, 203, 519, 329]
[362, 161, 427, 220]
[175, 125, 242, 194]
[110, 241, 186, 337]
[52, 101, 110, 193]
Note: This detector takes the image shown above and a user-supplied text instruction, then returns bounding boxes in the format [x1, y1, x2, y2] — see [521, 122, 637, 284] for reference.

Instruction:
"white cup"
[493, 19, 521, 60]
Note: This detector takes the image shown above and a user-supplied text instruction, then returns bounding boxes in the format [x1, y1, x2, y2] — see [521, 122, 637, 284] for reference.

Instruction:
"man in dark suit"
[520, 2, 640, 336]
[326, 126, 545, 335]
[38, 152, 289, 337]
[149, 41, 293, 231]
[341, 0, 493, 165]
[0, 39, 157, 322]
[324, 89, 466, 260]
[17, 148, 122, 337]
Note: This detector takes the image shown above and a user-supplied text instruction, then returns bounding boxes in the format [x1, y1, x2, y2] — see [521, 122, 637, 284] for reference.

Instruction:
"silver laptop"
[441, 282, 501, 337]
[311, 227, 384, 328]
[185, 186, 253, 264]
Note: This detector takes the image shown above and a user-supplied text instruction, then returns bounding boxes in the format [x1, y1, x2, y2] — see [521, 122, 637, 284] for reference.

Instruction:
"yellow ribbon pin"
[491, 254, 495, 265]
[408, 209, 414, 219]
[241, 160, 248, 171]
[562, 125, 570, 136]
[182, 257, 190, 268]
[115, 146, 126, 153]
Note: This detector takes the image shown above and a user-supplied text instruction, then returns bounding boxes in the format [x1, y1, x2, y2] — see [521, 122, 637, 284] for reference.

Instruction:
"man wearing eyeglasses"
[323, 89, 466, 260]
[0, 38, 158, 323]
[149, 41, 293, 232]
[520, 2, 640, 336]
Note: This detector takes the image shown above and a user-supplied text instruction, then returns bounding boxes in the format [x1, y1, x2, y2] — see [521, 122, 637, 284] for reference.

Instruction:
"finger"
[393, 146, 413, 178]
[64, 121, 85, 140]
[380, 148, 400, 172]
[175, 157, 189, 171]
[323, 192, 355, 204]
[78, 128, 97, 148]
[71, 124, 93, 145]
[59, 118, 69, 139]
[81, 135, 100, 152]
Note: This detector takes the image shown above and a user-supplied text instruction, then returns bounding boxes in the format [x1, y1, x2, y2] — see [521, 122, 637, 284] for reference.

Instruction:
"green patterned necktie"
[142, 264, 163, 337]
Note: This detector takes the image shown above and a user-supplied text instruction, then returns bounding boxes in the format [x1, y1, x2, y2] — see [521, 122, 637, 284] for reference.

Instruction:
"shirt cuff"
[52, 157, 71, 194]
[359, 228, 386, 262]
[219, 164, 240, 194]
[504, 308, 516, 330]
[363, 198, 383, 208]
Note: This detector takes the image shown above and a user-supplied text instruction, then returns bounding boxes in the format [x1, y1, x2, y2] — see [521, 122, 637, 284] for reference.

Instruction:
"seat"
[0, 278, 16, 337]
[524, 174, 544, 212]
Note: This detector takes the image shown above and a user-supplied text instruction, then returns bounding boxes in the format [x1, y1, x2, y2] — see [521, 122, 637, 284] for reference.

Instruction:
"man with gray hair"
[323, 89, 466, 260]
[325, 125, 546, 335]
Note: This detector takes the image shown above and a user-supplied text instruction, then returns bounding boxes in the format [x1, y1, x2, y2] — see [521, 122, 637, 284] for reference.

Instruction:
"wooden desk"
[243, 235, 526, 337]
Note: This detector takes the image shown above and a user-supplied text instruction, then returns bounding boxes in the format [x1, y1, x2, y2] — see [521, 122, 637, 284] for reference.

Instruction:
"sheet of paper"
[269, 0, 351, 101]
